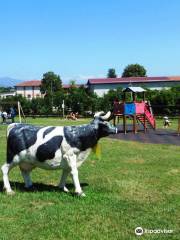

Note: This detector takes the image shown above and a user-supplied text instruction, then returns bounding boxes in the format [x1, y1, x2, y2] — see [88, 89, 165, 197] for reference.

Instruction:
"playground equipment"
[113, 87, 156, 134]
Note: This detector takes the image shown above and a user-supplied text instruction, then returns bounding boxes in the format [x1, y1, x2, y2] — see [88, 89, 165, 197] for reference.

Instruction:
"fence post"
[18, 101, 21, 123]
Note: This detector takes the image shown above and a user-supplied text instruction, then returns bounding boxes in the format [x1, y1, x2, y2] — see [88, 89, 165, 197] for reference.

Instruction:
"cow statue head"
[93, 111, 117, 138]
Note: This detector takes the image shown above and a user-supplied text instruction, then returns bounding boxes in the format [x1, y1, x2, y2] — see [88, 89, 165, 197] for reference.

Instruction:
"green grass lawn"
[0, 118, 179, 240]
[155, 117, 179, 131]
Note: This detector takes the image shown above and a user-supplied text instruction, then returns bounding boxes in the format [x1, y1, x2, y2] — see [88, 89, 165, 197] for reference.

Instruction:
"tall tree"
[122, 64, 147, 77]
[40, 71, 62, 95]
[40, 71, 62, 110]
[107, 68, 117, 78]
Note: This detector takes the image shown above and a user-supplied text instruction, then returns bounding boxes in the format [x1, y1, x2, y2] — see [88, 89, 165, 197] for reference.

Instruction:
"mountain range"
[0, 77, 24, 87]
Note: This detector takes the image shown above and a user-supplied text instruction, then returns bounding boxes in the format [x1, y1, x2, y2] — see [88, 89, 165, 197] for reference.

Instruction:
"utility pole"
[51, 80, 53, 111]
[62, 100, 65, 118]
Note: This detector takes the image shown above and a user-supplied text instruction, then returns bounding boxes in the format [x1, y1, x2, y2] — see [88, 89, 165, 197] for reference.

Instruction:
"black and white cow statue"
[1, 111, 117, 196]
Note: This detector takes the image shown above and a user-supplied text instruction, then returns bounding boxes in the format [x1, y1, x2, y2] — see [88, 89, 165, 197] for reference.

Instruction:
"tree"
[107, 68, 117, 78]
[69, 80, 76, 86]
[30, 98, 47, 114]
[53, 91, 64, 113]
[122, 64, 147, 77]
[40, 71, 62, 95]
[40, 71, 63, 111]
[97, 87, 123, 112]
[0, 87, 12, 93]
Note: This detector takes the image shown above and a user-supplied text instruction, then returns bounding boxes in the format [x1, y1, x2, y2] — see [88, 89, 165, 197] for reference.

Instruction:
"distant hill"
[0, 77, 24, 87]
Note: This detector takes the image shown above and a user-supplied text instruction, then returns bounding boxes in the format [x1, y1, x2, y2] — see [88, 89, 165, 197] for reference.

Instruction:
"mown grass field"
[114, 116, 179, 131]
[0, 118, 179, 240]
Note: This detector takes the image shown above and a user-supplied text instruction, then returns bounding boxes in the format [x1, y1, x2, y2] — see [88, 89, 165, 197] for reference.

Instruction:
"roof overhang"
[123, 86, 146, 93]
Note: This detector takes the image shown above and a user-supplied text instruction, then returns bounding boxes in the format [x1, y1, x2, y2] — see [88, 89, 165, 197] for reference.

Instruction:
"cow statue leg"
[65, 151, 85, 197]
[19, 165, 33, 189]
[59, 169, 70, 193]
[1, 163, 15, 195]
[71, 167, 85, 197]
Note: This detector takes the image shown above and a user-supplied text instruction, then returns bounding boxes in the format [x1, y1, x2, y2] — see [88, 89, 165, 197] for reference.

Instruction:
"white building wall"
[90, 81, 180, 97]
[16, 86, 24, 96]
[0, 92, 16, 99]
[33, 87, 41, 98]
[24, 86, 33, 99]
[90, 84, 125, 97]
[16, 86, 41, 99]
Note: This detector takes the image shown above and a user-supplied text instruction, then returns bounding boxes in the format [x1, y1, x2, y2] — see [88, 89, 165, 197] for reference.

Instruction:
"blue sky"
[0, 0, 180, 83]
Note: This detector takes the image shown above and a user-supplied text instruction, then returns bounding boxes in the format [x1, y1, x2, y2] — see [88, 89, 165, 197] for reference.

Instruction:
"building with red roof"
[15, 80, 85, 99]
[14, 76, 180, 99]
[87, 76, 180, 96]
[15, 80, 42, 99]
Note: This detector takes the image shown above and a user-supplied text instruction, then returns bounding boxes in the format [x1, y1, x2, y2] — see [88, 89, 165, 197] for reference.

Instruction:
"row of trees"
[0, 66, 179, 116]
[1, 84, 179, 116]
[146, 87, 180, 115]
[107, 64, 146, 78]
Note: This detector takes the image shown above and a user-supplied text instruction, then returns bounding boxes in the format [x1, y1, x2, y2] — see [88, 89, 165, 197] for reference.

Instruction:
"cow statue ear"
[93, 118, 100, 129]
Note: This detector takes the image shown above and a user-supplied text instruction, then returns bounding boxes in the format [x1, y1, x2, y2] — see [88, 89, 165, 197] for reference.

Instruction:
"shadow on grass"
[0, 181, 89, 194]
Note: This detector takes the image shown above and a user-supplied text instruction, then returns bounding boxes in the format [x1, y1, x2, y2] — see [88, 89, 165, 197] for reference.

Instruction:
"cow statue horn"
[94, 111, 105, 118]
[100, 111, 112, 120]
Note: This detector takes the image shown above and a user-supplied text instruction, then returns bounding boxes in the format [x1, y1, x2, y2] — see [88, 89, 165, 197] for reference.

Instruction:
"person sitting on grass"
[67, 112, 77, 120]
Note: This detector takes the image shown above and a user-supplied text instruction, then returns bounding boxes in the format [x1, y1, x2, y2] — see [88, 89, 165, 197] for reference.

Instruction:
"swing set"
[0, 101, 26, 124]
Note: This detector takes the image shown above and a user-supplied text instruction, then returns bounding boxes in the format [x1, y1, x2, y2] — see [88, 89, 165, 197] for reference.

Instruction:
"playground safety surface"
[109, 124, 180, 146]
